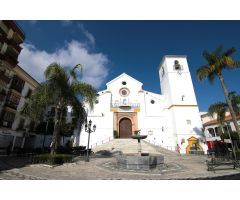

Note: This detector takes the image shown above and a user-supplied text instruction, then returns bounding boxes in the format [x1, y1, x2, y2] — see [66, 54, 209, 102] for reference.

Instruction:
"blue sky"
[17, 20, 240, 112]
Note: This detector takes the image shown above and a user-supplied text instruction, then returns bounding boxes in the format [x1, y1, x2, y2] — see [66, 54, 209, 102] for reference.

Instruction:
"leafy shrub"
[220, 131, 239, 140]
[113, 130, 118, 138]
[32, 154, 73, 165]
[134, 130, 140, 135]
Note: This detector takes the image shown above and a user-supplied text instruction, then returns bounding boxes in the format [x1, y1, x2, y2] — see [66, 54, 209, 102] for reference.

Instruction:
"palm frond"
[69, 64, 83, 80]
[202, 51, 216, 65]
[223, 47, 236, 57]
[213, 45, 223, 58]
[71, 82, 97, 110]
[196, 65, 215, 82]
[208, 102, 227, 125]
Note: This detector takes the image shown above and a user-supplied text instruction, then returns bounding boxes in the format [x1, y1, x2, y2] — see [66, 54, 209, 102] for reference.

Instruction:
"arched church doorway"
[119, 118, 132, 138]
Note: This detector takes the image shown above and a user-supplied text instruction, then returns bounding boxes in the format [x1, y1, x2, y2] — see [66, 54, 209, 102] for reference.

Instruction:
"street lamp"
[85, 119, 96, 162]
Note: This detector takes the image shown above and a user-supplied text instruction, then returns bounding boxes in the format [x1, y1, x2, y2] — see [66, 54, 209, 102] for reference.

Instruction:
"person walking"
[176, 144, 181, 156]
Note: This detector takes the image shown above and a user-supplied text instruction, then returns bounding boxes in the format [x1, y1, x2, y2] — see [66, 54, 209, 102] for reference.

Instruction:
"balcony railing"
[0, 53, 18, 66]
[10, 75, 25, 93]
[0, 120, 13, 128]
[0, 71, 11, 84]
[111, 102, 140, 108]
[5, 100, 18, 109]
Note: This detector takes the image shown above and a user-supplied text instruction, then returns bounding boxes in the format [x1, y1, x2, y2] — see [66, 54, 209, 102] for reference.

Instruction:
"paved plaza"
[0, 140, 240, 180]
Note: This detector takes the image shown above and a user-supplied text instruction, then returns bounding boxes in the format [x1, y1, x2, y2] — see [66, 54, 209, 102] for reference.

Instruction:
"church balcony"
[111, 102, 140, 110]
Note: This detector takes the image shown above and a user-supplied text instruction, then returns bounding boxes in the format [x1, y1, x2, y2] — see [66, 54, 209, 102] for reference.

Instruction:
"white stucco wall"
[76, 56, 207, 154]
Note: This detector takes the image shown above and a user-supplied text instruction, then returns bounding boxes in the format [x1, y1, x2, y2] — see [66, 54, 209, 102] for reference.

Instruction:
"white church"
[77, 55, 207, 154]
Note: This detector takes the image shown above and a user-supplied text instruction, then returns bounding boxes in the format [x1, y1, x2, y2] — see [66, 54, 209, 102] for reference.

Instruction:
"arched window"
[208, 128, 215, 137]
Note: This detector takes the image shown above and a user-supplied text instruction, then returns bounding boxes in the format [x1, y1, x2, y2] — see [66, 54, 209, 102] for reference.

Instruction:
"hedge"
[32, 154, 73, 165]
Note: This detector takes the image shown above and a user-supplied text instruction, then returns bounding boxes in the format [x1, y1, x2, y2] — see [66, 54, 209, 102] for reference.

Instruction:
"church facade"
[78, 55, 207, 154]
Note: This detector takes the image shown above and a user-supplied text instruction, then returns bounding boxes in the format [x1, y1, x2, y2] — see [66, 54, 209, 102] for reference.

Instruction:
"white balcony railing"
[111, 102, 140, 108]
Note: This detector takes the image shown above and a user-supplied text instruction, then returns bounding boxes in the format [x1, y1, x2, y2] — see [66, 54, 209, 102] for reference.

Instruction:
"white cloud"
[77, 24, 95, 46]
[18, 40, 109, 89]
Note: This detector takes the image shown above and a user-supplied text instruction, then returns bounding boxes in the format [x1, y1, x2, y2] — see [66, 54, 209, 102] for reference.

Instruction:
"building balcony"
[10, 84, 24, 93]
[12, 32, 24, 45]
[5, 44, 19, 60]
[0, 52, 18, 66]
[3, 20, 25, 41]
[5, 100, 18, 110]
[0, 71, 11, 84]
[111, 102, 140, 109]
[0, 120, 13, 128]
[10, 75, 25, 93]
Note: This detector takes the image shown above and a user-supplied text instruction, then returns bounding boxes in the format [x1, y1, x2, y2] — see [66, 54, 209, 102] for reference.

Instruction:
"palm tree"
[208, 102, 227, 135]
[208, 102, 237, 159]
[197, 46, 240, 136]
[23, 63, 97, 154]
[228, 91, 240, 115]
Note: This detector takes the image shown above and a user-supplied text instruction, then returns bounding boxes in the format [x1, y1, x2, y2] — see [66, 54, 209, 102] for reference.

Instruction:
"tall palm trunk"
[218, 73, 240, 135]
[51, 107, 61, 154]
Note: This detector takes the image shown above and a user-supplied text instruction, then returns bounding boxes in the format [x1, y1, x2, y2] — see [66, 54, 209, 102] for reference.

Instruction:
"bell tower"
[158, 55, 204, 152]
[159, 55, 198, 107]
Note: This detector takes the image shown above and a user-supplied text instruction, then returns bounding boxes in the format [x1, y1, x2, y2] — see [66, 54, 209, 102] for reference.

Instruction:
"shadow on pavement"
[0, 156, 32, 171]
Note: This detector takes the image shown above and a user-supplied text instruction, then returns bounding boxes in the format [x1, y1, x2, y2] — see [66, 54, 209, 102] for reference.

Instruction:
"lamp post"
[85, 119, 96, 162]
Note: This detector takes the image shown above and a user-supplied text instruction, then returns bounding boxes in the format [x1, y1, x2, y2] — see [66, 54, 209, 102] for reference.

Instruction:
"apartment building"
[0, 20, 39, 150]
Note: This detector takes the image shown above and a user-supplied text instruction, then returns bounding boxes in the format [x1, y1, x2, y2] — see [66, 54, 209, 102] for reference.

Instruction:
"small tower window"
[174, 60, 183, 70]
[186, 120, 191, 125]
[95, 100, 99, 104]
[161, 67, 165, 77]
[122, 81, 127, 85]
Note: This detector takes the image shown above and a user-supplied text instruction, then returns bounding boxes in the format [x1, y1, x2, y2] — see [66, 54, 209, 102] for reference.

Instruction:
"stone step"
[92, 139, 164, 155]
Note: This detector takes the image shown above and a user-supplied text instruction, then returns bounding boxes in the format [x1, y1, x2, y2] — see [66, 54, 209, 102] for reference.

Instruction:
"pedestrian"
[176, 144, 181, 156]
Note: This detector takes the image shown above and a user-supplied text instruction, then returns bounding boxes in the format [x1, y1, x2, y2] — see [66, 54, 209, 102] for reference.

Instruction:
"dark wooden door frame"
[119, 118, 132, 138]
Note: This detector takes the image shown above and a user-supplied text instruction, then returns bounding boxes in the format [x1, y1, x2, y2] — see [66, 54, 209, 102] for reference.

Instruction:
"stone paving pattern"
[0, 139, 240, 180]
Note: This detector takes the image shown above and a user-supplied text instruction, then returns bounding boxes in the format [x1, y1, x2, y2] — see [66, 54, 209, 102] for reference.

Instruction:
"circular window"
[122, 81, 127, 85]
[150, 100, 155, 104]
[95, 100, 99, 104]
[119, 88, 130, 97]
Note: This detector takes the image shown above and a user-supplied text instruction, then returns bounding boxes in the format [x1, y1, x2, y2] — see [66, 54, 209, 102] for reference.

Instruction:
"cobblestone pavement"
[1, 142, 240, 180]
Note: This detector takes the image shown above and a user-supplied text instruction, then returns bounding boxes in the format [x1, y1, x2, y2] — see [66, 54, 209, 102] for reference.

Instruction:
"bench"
[206, 156, 238, 172]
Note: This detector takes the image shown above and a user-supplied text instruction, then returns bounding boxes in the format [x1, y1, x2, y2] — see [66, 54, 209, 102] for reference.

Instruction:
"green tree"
[208, 102, 227, 134]
[197, 46, 240, 136]
[228, 91, 240, 115]
[23, 63, 97, 154]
